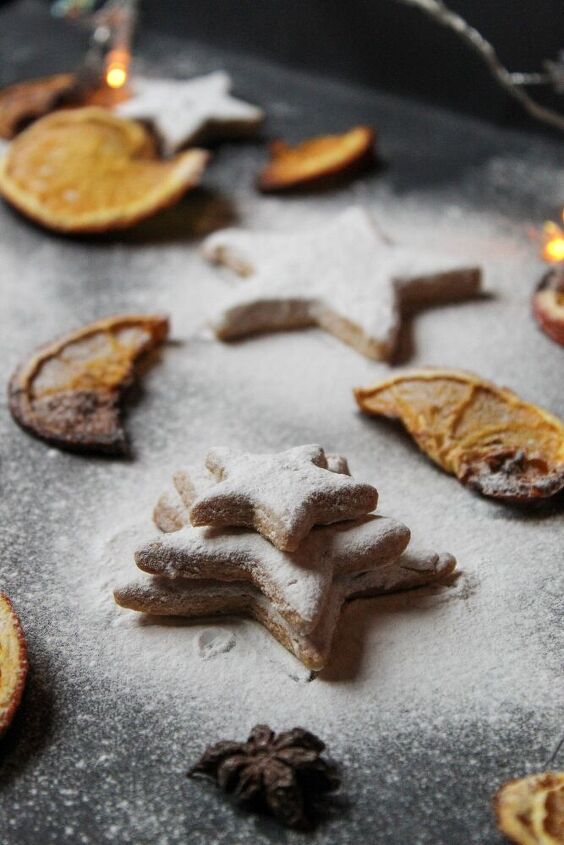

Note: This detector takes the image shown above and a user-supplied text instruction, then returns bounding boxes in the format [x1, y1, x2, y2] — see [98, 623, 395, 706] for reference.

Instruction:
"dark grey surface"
[139, 0, 564, 127]
[3, 0, 564, 127]
[0, 3, 563, 845]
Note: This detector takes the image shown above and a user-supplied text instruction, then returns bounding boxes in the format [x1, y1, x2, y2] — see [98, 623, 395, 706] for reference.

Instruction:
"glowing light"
[106, 65, 127, 88]
[105, 50, 129, 90]
[541, 211, 564, 263]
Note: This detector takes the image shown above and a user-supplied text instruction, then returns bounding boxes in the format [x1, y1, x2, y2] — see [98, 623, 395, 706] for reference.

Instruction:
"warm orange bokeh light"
[541, 213, 564, 263]
[105, 50, 129, 90]
[106, 65, 127, 89]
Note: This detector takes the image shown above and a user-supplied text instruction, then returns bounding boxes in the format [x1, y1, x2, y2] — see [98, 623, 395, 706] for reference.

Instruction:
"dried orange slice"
[0, 107, 209, 232]
[0, 73, 75, 139]
[0, 73, 130, 140]
[9, 314, 169, 455]
[354, 369, 564, 502]
[495, 772, 564, 845]
[533, 267, 564, 347]
[257, 125, 375, 192]
[0, 593, 28, 736]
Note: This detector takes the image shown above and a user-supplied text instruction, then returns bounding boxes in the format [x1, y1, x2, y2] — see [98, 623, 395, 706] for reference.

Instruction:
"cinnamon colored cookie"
[202, 206, 482, 361]
[153, 453, 352, 532]
[188, 444, 378, 551]
[117, 459, 456, 669]
[135, 514, 410, 634]
[152, 489, 189, 534]
[114, 549, 456, 671]
[116, 71, 264, 156]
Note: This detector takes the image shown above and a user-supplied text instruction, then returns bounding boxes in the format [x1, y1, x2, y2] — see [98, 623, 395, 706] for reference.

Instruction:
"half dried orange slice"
[533, 267, 564, 347]
[9, 314, 169, 455]
[0, 73, 75, 139]
[0, 107, 209, 232]
[257, 125, 376, 192]
[495, 772, 564, 845]
[355, 369, 564, 502]
[0, 593, 28, 736]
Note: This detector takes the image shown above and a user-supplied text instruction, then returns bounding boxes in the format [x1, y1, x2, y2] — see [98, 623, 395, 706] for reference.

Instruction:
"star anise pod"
[188, 724, 341, 830]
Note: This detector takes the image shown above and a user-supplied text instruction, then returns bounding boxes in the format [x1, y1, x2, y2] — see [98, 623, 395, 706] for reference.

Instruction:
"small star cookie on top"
[189, 444, 379, 552]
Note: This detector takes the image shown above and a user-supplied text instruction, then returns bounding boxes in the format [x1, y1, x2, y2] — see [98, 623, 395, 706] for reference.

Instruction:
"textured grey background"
[0, 3, 563, 845]
[2, 0, 564, 125]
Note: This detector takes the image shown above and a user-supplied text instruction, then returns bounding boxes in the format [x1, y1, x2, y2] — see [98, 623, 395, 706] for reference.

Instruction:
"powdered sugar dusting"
[116, 71, 263, 156]
[195, 627, 237, 659]
[127, 464, 408, 625]
[2, 150, 559, 737]
[203, 205, 482, 360]
[0, 6, 562, 842]
[190, 443, 378, 549]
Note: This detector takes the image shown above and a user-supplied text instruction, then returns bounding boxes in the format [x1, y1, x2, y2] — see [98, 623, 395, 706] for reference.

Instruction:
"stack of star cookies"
[114, 444, 456, 671]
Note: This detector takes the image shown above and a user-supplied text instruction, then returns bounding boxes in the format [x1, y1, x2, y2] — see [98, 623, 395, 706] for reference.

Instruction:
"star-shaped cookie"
[135, 513, 410, 634]
[202, 206, 482, 361]
[154, 453, 351, 533]
[116, 71, 264, 155]
[114, 549, 456, 671]
[188, 444, 378, 551]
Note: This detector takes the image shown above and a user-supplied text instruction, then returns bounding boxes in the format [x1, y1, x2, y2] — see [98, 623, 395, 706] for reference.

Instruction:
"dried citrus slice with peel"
[0, 107, 209, 232]
[533, 267, 564, 347]
[0, 593, 28, 736]
[9, 314, 169, 455]
[0, 73, 75, 139]
[495, 772, 564, 845]
[257, 125, 375, 192]
[354, 369, 564, 502]
[531, 782, 564, 845]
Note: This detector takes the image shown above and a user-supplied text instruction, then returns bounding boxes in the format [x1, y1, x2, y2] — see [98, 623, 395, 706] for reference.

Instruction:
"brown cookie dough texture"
[115, 447, 457, 670]
[189, 444, 379, 552]
[116, 71, 264, 156]
[202, 206, 481, 362]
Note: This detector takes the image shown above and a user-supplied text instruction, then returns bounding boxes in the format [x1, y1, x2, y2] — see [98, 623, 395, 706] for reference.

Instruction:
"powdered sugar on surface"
[57, 150, 563, 741]
[0, 7, 563, 844]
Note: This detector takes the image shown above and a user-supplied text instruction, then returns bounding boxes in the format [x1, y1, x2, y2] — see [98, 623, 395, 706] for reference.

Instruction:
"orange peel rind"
[354, 368, 564, 502]
[494, 772, 564, 845]
[0, 593, 28, 736]
[0, 107, 209, 233]
[257, 125, 376, 193]
[0, 73, 76, 140]
[9, 313, 169, 456]
[533, 267, 564, 347]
